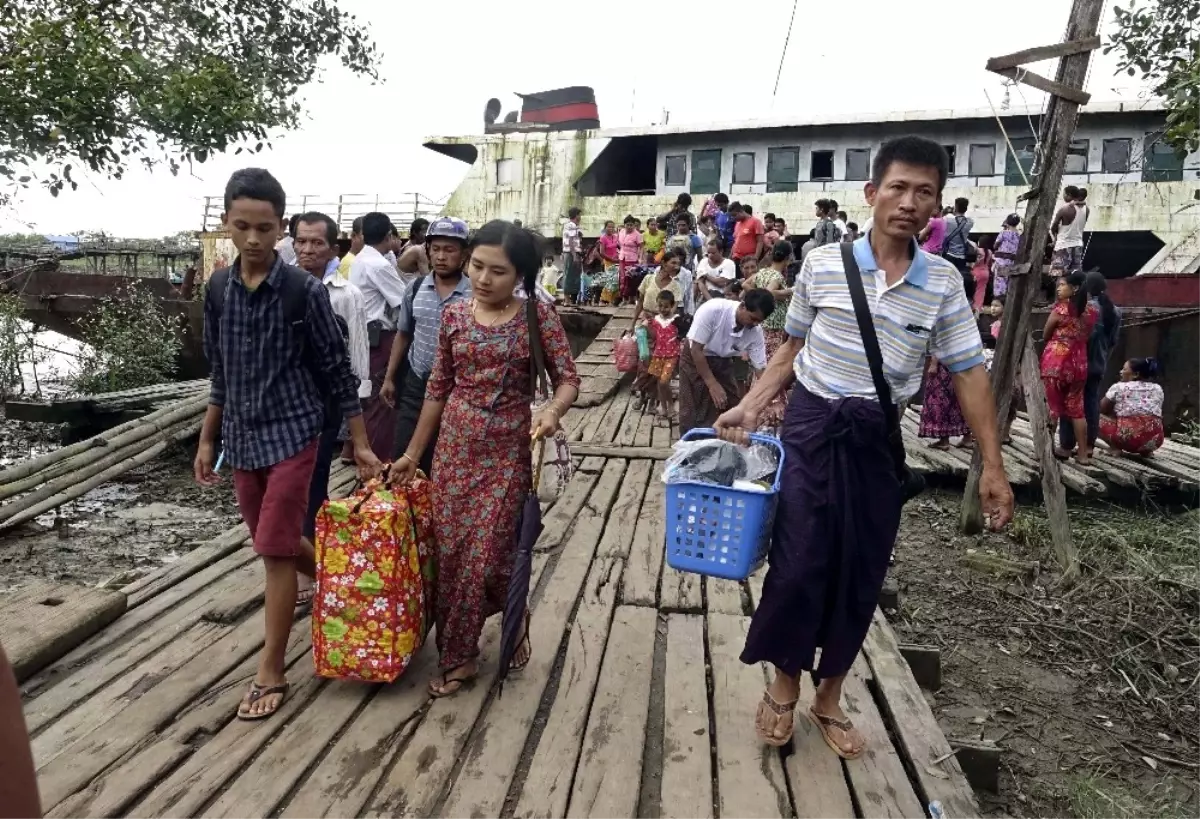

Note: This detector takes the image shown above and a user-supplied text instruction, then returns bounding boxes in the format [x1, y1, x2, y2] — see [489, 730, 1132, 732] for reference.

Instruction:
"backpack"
[206, 263, 351, 419]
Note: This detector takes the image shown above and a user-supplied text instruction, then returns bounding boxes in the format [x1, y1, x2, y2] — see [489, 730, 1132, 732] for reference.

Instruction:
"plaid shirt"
[205, 255, 362, 471]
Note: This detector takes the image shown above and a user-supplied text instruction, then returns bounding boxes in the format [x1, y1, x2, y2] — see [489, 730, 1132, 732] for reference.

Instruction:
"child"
[540, 254, 562, 298]
[197, 168, 382, 721]
[645, 290, 687, 421]
[984, 296, 1019, 442]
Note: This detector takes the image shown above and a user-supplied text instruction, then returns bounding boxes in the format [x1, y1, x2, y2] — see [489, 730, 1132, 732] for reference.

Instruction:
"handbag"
[527, 298, 574, 495]
[838, 244, 926, 503]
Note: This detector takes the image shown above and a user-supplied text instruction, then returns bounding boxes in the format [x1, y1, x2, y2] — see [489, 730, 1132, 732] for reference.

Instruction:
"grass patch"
[1067, 772, 1195, 819]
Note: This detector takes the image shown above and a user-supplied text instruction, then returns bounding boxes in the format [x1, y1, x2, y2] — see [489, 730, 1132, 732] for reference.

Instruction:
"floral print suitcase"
[312, 476, 436, 683]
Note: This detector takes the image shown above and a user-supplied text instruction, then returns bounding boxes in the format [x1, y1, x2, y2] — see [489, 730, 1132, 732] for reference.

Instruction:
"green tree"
[73, 281, 182, 393]
[0, 0, 380, 202]
[1106, 0, 1200, 153]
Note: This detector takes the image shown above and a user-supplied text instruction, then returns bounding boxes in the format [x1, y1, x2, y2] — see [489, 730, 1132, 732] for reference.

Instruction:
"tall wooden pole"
[959, 0, 1105, 582]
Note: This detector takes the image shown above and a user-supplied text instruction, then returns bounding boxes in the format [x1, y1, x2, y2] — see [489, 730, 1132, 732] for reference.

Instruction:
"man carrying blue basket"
[714, 136, 1014, 759]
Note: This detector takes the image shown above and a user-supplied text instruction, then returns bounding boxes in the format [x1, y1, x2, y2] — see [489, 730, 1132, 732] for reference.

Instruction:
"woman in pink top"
[918, 211, 947, 254]
[617, 214, 644, 305]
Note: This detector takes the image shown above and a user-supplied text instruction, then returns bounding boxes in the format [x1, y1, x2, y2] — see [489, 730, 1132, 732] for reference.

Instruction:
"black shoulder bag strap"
[527, 296, 550, 401]
[838, 243, 915, 489]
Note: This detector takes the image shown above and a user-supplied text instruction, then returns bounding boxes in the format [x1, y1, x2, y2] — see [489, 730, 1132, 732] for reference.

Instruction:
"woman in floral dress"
[1041, 272, 1098, 465]
[393, 220, 581, 697]
[1099, 357, 1165, 455]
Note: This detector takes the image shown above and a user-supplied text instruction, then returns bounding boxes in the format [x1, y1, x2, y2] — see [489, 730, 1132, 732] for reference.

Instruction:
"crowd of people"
[915, 184, 1166, 465]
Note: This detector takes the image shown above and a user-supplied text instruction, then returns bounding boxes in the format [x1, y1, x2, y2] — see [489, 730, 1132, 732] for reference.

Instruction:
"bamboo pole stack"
[0, 393, 209, 530]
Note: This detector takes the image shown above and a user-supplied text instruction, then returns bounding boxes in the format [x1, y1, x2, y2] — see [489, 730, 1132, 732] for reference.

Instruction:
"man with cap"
[381, 216, 471, 476]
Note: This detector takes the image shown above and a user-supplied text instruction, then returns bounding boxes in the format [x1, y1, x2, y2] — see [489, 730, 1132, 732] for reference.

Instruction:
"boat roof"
[426, 98, 1165, 144]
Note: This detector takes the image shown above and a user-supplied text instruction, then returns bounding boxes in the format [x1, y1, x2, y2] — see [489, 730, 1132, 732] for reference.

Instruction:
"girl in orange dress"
[1040, 272, 1098, 465]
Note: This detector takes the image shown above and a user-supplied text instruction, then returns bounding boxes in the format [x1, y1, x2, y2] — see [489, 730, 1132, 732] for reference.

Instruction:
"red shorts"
[233, 440, 319, 558]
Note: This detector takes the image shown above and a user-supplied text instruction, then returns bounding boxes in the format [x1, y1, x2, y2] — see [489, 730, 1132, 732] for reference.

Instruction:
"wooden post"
[959, 0, 1104, 580]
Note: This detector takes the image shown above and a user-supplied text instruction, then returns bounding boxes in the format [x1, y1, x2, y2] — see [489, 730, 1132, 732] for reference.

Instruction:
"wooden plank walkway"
[18, 307, 980, 818]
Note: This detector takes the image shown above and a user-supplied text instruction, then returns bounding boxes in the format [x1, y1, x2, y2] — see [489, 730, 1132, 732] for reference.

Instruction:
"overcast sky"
[1, 0, 1148, 238]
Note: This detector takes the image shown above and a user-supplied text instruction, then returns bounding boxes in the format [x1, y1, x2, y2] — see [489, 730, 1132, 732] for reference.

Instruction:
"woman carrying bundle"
[392, 220, 581, 698]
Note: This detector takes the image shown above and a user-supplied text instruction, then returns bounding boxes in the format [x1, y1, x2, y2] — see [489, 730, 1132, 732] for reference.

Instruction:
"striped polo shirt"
[786, 235, 983, 403]
[396, 274, 472, 378]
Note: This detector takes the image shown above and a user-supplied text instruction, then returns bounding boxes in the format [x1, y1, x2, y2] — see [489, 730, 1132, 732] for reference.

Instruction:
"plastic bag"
[661, 438, 779, 487]
[614, 333, 639, 373]
[635, 324, 651, 361]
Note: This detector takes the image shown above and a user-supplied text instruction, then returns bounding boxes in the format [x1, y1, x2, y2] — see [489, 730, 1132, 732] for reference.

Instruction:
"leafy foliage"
[73, 281, 181, 393]
[1106, 0, 1200, 153]
[0, 0, 380, 202]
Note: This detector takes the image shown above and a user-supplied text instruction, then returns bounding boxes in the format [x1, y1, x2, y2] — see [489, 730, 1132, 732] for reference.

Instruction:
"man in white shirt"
[348, 211, 406, 459]
[678, 288, 775, 434]
[293, 211, 371, 607]
[275, 214, 301, 265]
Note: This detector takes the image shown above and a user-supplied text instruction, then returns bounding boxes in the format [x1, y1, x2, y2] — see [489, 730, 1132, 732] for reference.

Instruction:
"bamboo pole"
[0, 395, 208, 488]
[0, 417, 201, 524]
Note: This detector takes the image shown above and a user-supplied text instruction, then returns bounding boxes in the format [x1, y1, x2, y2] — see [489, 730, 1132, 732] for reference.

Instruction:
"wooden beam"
[991, 67, 1093, 105]
[985, 36, 1102, 72]
[961, 0, 1104, 544]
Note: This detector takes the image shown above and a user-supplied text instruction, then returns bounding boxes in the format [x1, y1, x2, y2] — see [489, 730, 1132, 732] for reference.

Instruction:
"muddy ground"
[2, 410, 1197, 818]
[891, 488, 1198, 819]
[0, 417, 240, 591]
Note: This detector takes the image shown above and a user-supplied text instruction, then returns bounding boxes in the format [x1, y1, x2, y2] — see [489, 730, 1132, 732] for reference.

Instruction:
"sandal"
[510, 612, 532, 672]
[755, 690, 798, 747]
[429, 663, 477, 699]
[807, 707, 865, 759]
[296, 581, 314, 612]
[237, 681, 290, 721]
[928, 440, 951, 451]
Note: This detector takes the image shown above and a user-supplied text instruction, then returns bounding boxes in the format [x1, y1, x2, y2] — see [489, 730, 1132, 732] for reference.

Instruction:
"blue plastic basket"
[664, 429, 785, 581]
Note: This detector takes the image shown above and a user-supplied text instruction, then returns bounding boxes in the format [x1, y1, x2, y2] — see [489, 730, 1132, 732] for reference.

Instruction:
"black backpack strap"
[838, 243, 908, 479]
[206, 266, 232, 317]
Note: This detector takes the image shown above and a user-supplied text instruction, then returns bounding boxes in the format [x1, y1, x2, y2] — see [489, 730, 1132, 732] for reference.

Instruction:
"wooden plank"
[706, 612, 790, 818]
[570, 444, 674, 460]
[985, 35, 1102, 71]
[660, 563, 702, 613]
[487, 556, 624, 819]
[206, 680, 379, 817]
[440, 462, 631, 818]
[706, 577, 744, 615]
[566, 605, 657, 819]
[661, 613, 713, 819]
[128, 652, 326, 818]
[535, 468, 601, 553]
[862, 612, 981, 819]
[991, 66, 1092, 104]
[621, 473, 665, 608]
[591, 392, 632, 444]
[785, 675, 856, 819]
[841, 657, 926, 819]
[596, 459, 652, 558]
[31, 619, 229, 767]
[616, 400, 644, 446]
[36, 613, 269, 812]
[573, 404, 608, 443]
[46, 625, 312, 819]
[120, 525, 250, 607]
[651, 420, 672, 449]
[1, 582, 126, 682]
[46, 737, 190, 819]
[633, 411, 653, 447]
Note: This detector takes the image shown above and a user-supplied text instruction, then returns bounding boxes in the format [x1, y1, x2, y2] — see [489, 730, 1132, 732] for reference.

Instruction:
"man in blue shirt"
[197, 168, 382, 721]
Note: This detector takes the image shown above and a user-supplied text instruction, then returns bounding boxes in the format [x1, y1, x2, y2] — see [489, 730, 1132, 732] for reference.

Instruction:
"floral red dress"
[1040, 301, 1098, 420]
[425, 300, 580, 670]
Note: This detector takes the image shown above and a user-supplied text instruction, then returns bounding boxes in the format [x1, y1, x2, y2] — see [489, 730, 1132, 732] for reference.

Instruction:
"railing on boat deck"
[200, 194, 448, 235]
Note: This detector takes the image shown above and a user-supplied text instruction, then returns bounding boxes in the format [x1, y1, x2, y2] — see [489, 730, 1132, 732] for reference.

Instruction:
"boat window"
[1066, 139, 1089, 174]
[810, 150, 834, 181]
[665, 155, 687, 186]
[1142, 133, 1184, 182]
[943, 145, 957, 176]
[732, 152, 756, 184]
[1101, 138, 1132, 174]
[496, 158, 518, 186]
[767, 148, 799, 192]
[845, 149, 871, 182]
[968, 143, 996, 177]
[1005, 137, 1037, 186]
